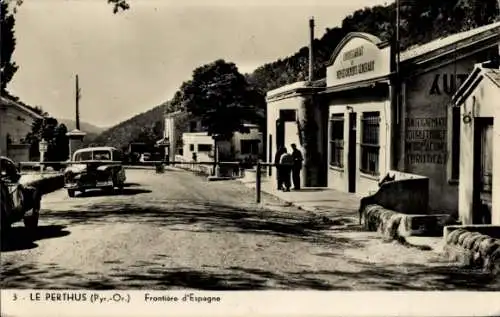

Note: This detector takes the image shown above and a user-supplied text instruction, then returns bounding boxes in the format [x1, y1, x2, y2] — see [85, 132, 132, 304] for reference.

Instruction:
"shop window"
[241, 140, 259, 155]
[329, 114, 344, 168]
[450, 106, 461, 181]
[360, 112, 380, 176]
[198, 144, 212, 152]
[189, 144, 195, 151]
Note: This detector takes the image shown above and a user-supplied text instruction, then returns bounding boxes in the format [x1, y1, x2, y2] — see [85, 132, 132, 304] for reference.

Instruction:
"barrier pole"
[256, 161, 261, 203]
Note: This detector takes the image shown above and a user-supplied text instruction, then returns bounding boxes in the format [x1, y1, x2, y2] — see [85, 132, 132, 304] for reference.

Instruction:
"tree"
[0, 0, 18, 93]
[180, 59, 265, 141]
[24, 117, 70, 168]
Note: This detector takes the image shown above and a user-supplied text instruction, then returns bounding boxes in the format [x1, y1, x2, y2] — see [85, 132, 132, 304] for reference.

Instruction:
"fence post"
[256, 161, 261, 203]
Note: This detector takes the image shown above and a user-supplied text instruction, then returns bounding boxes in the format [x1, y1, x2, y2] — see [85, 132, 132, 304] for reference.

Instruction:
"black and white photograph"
[1, 0, 500, 312]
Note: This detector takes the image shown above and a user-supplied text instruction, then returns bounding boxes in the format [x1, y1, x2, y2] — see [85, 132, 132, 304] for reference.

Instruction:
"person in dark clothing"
[290, 143, 303, 190]
[274, 146, 286, 190]
[279, 150, 294, 192]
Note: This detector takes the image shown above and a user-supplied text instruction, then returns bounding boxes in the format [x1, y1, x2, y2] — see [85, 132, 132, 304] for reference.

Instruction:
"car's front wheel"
[67, 189, 76, 197]
[23, 191, 41, 232]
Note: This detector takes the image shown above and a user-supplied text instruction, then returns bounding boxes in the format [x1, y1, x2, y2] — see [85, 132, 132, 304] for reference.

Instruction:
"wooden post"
[256, 161, 261, 203]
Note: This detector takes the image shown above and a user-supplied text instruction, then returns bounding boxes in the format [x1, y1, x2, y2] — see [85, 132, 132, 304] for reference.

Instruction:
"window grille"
[329, 114, 344, 168]
[360, 112, 380, 175]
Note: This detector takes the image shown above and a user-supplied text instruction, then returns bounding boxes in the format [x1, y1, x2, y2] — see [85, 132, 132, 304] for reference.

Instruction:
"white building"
[266, 21, 500, 217]
[180, 124, 263, 162]
[0, 96, 43, 161]
[163, 110, 188, 160]
[451, 64, 500, 225]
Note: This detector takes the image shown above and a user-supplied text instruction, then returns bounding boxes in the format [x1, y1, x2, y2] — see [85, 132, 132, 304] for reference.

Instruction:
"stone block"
[442, 225, 500, 275]
[398, 214, 454, 237]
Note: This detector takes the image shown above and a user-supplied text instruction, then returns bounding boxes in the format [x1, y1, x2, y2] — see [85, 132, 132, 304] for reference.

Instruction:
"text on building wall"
[337, 61, 375, 79]
[429, 73, 469, 95]
[405, 117, 447, 165]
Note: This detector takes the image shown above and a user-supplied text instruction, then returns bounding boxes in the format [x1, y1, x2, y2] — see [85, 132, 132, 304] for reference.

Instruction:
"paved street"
[1, 169, 499, 290]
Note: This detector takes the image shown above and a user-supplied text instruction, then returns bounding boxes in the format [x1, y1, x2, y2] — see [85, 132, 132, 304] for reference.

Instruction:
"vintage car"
[0, 156, 41, 235]
[64, 146, 126, 197]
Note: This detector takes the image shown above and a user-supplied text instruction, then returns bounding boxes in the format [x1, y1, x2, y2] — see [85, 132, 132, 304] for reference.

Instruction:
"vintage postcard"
[1, 0, 499, 316]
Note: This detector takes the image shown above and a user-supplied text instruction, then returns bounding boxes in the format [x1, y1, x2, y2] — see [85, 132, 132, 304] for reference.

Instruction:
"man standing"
[274, 146, 286, 190]
[279, 149, 293, 192]
[290, 143, 303, 190]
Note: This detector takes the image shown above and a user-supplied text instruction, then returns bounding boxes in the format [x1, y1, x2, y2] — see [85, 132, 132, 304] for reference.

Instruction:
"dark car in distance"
[63, 146, 126, 197]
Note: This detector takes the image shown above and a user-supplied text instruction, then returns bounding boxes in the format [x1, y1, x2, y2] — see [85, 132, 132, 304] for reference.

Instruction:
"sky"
[8, 0, 391, 128]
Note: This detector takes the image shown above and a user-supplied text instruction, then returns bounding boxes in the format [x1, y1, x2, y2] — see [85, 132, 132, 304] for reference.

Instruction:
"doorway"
[348, 112, 357, 193]
[473, 118, 493, 224]
[276, 119, 285, 151]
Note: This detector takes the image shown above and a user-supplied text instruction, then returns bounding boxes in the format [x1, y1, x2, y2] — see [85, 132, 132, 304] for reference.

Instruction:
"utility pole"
[395, 0, 401, 125]
[75, 74, 81, 130]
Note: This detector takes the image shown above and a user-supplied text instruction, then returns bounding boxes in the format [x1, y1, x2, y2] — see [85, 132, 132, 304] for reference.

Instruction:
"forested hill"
[84, 103, 167, 151]
[90, 0, 499, 149]
[247, 0, 500, 93]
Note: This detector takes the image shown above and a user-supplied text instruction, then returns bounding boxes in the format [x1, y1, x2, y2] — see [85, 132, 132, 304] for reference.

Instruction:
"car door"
[0, 158, 24, 212]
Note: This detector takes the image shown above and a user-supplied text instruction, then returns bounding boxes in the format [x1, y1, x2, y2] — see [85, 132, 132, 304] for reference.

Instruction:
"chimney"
[309, 17, 315, 83]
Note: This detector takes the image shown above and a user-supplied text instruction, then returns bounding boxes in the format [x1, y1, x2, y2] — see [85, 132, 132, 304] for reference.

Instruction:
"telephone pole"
[75, 74, 81, 130]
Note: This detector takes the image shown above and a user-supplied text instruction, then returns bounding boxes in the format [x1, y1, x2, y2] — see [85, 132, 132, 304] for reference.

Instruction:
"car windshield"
[93, 151, 111, 160]
[74, 150, 112, 161]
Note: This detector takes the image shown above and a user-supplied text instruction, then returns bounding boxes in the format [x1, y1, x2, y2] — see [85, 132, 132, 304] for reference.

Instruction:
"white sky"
[8, 0, 391, 127]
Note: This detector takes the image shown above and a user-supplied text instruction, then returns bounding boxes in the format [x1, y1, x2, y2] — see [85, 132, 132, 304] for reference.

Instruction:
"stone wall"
[444, 226, 500, 275]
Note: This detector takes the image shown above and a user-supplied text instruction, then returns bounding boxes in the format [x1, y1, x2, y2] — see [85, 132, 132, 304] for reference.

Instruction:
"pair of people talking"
[273, 144, 303, 192]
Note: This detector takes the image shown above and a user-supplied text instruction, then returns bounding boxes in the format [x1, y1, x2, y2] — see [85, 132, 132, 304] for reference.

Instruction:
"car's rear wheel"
[67, 189, 75, 197]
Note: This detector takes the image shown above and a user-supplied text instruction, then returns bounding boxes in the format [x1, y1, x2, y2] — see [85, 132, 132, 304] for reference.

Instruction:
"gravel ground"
[2, 168, 499, 290]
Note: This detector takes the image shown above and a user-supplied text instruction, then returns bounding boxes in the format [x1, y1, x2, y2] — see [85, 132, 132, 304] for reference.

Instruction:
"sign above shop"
[326, 34, 390, 88]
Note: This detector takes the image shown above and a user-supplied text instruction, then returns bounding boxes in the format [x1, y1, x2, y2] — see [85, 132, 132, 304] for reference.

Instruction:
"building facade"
[397, 22, 500, 214]
[451, 65, 500, 225]
[163, 110, 189, 159]
[181, 124, 263, 162]
[321, 32, 392, 197]
[265, 21, 500, 218]
[0, 96, 43, 161]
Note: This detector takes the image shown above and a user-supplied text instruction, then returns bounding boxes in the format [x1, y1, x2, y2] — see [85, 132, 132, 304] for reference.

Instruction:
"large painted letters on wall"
[405, 117, 447, 165]
[429, 73, 469, 95]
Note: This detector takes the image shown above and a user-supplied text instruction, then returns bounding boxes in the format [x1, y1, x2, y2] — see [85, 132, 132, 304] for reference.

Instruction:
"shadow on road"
[123, 182, 141, 188]
[75, 188, 152, 198]
[2, 260, 499, 290]
[41, 200, 357, 247]
[1, 225, 70, 252]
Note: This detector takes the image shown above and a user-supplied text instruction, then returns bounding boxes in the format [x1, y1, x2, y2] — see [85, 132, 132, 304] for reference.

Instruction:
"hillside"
[58, 119, 107, 134]
[84, 103, 167, 151]
[91, 0, 499, 149]
[248, 0, 500, 93]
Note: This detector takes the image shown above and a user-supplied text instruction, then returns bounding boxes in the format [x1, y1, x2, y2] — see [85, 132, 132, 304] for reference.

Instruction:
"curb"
[444, 229, 500, 275]
[361, 204, 448, 251]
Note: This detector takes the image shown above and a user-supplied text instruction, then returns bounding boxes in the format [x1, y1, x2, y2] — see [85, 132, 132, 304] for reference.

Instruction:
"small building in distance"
[0, 96, 43, 162]
[181, 123, 263, 163]
[164, 109, 263, 163]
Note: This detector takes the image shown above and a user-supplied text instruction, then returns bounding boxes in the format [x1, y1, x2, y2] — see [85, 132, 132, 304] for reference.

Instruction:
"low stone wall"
[362, 204, 456, 240]
[360, 177, 430, 216]
[443, 226, 500, 275]
[21, 173, 64, 196]
[362, 205, 405, 241]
